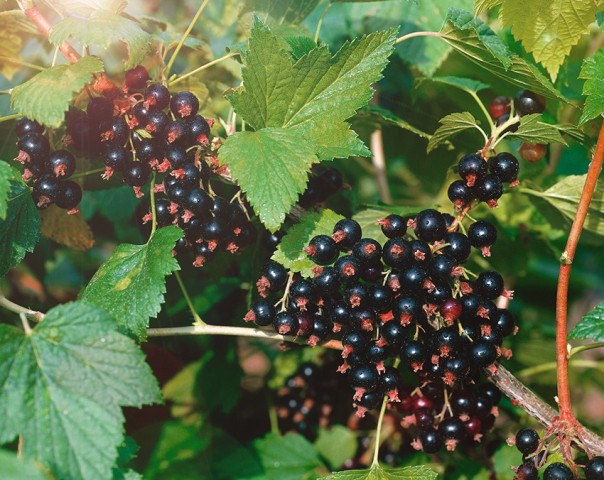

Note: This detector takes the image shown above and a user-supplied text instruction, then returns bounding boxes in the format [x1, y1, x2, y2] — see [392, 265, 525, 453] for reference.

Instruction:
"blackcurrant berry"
[515, 428, 540, 455]
[188, 115, 211, 144]
[428, 254, 456, 281]
[273, 311, 298, 335]
[543, 462, 574, 480]
[345, 282, 369, 308]
[334, 255, 361, 283]
[516, 461, 539, 480]
[332, 218, 362, 249]
[342, 331, 369, 356]
[368, 285, 392, 312]
[489, 96, 511, 119]
[99, 116, 129, 145]
[143, 83, 170, 110]
[327, 300, 350, 326]
[410, 239, 432, 264]
[457, 153, 487, 187]
[134, 138, 160, 163]
[378, 214, 407, 238]
[414, 209, 446, 242]
[17, 133, 50, 163]
[183, 187, 212, 216]
[475, 271, 504, 299]
[32, 174, 60, 206]
[305, 235, 338, 266]
[392, 295, 422, 325]
[245, 299, 275, 326]
[401, 340, 427, 370]
[154, 198, 174, 227]
[163, 120, 188, 145]
[131, 103, 150, 127]
[586, 456, 604, 480]
[170, 91, 200, 119]
[381, 321, 407, 348]
[320, 168, 344, 194]
[178, 163, 203, 188]
[418, 429, 442, 453]
[258, 261, 288, 294]
[443, 232, 471, 263]
[348, 365, 379, 396]
[15, 117, 43, 138]
[123, 161, 150, 187]
[399, 264, 427, 293]
[55, 180, 82, 211]
[313, 266, 340, 295]
[361, 262, 383, 283]
[350, 308, 376, 332]
[488, 152, 519, 184]
[382, 237, 412, 268]
[471, 340, 498, 367]
[477, 382, 502, 405]
[201, 216, 230, 242]
[476, 174, 503, 207]
[448, 180, 475, 210]
[468, 220, 497, 255]
[352, 238, 382, 265]
[439, 417, 467, 441]
[145, 110, 169, 134]
[47, 149, 76, 178]
[124, 65, 149, 90]
[450, 390, 476, 416]
[514, 90, 546, 116]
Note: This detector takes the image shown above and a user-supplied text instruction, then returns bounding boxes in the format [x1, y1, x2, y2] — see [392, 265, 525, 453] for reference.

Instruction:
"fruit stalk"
[555, 121, 604, 421]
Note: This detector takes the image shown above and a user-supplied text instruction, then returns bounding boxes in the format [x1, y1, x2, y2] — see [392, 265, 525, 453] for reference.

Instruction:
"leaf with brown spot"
[40, 205, 94, 251]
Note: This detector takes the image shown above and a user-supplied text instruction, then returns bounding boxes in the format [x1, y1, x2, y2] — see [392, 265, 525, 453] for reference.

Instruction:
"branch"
[555, 121, 604, 421]
[370, 127, 392, 204]
[0, 291, 44, 322]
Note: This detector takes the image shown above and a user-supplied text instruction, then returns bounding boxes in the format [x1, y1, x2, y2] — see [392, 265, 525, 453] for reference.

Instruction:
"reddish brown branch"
[555, 121, 604, 421]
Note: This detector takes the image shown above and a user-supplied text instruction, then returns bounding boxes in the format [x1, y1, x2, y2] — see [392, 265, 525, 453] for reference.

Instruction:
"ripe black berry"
[313, 266, 339, 295]
[332, 218, 362, 249]
[392, 295, 422, 325]
[586, 456, 604, 480]
[143, 83, 170, 110]
[438, 417, 467, 442]
[170, 91, 200, 119]
[47, 149, 76, 178]
[471, 340, 498, 367]
[183, 187, 212, 216]
[543, 462, 574, 480]
[457, 153, 487, 187]
[123, 161, 150, 187]
[124, 65, 149, 90]
[342, 331, 369, 357]
[515, 428, 540, 455]
[188, 115, 211, 144]
[348, 364, 379, 399]
[410, 239, 431, 264]
[164, 120, 188, 145]
[15, 117, 44, 138]
[17, 133, 50, 163]
[305, 235, 338, 266]
[448, 180, 475, 210]
[334, 255, 361, 283]
[488, 152, 519, 184]
[368, 285, 392, 312]
[475, 271, 505, 299]
[417, 429, 442, 454]
[429, 254, 456, 281]
[381, 321, 407, 348]
[258, 261, 288, 294]
[352, 238, 382, 265]
[514, 90, 546, 116]
[382, 237, 412, 268]
[516, 461, 539, 480]
[476, 174, 503, 208]
[493, 308, 516, 337]
[55, 180, 82, 211]
[273, 311, 298, 335]
[468, 220, 497, 256]
[443, 232, 471, 263]
[154, 198, 174, 227]
[414, 209, 446, 242]
[378, 214, 407, 238]
[399, 264, 428, 293]
[99, 116, 129, 145]
[401, 340, 427, 371]
[32, 174, 60, 207]
[145, 110, 169, 134]
[245, 299, 275, 326]
[134, 138, 160, 163]
[201, 216, 230, 242]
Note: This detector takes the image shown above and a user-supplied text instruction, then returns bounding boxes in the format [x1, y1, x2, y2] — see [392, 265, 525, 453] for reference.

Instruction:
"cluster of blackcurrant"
[14, 118, 82, 213]
[448, 89, 547, 212]
[509, 428, 604, 479]
[247, 210, 516, 453]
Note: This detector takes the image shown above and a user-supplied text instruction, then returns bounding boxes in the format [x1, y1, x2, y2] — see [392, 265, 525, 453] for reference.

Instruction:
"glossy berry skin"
[520, 142, 547, 163]
[188, 115, 212, 144]
[443, 232, 471, 263]
[477, 383, 502, 405]
[468, 220, 497, 249]
[429, 254, 455, 281]
[381, 321, 407, 348]
[327, 301, 350, 326]
[201, 216, 230, 242]
[471, 340, 498, 367]
[352, 238, 382, 265]
[154, 198, 174, 227]
[170, 91, 199, 118]
[489, 96, 511, 119]
[273, 311, 297, 335]
[457, 153, 487, 187]
[348, 365, 379, 391]
[334, 255, 361, 283]
[448, 180, 474, 209]
[164, 146, 188, 169]
[163, 120, 188, 145]
[99, 116, 129, 145]
[379, 214, 407, 238]
[401, 340, 427, 367]
[382, 237, 412, 268]
[476, 174, 503, 206]
[368, 285, 392, 312]
[134, 138, 160, 163]
[332, 218, 362, 249]
[439, 417, 467, 441]
[488, 152, 519, 183]
[183, 187, 212, 216]
[261, 261, 288, 291]
[313, 266, 339, 295]
[123, 161, 151, 187]
[418, 429, 442, 454]
[102, 145, 129, 173]
[144, 83, 170, 110]
[47, 149, 76, 178]
[342, 331, 369, 354]
[414, 209, 446, 242]
[55, 180, 82, 210]
[493, 308, 516, 337]
[410, 240, 431, 264]
[543, 463, 574, 480]
[15, 117, 44, 138]
[131, 103, 150, 126]
[586, 456, 604, 480]
[17, 133, 50, 162]
[516, 461, 539, 480]
[514, 90, 546, 116]
[475, 271, 505, 299]
[306, 235, 338, 266]
[145, 110, 169, 134]
[515, 428, 540, 455]
[86, 96, 114, 124]
[321, 168, 344, 194]
[33, 174, 60, 202]
[400, 265, 427, 293]
[124, 65, 149, 90]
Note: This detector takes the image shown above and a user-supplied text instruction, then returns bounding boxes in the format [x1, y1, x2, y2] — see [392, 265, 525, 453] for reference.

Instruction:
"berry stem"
[0, 55, 45, 72]
[0, 290, 44, 322]
[371, 358, 401, 467]
[395, 31, 442, 44]
[0, 113, 23, 124]
[149, 172, 158, 237]
[165, 0, 210, 78]
[570, 342, 604, 357]
[19, 313, 32, 335]
[70, 167, 107, 179]
[174, 270, 206, 326]
[168, 52, 240, 87]
[555, 120, 604, 421]
[314, 1, 333, 44]
[468, 90, 492, 128]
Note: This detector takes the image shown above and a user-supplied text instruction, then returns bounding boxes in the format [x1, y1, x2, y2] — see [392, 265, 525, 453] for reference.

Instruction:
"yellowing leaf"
[40, 205, 94, 251]
[0, 11, 41, 80]
[500, 0, 597, 80]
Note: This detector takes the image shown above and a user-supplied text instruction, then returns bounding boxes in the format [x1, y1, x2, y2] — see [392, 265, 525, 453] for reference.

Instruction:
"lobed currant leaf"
[253, 433, 323, 480]
[578, 49, 604, 125]
[11, 56, 104, 128]
[507, 114, 568, 145]
[0, 449, 47, 480]
[241, 0, 320, 25]
[355, 104, 432, 141]
[0, 160, 18, 220]
[427, 112, 479, 153]
[81, 226, 183, 340]
[419, 75, 490, 95]
[314, 426, 357, 471]
[570, 301, 604, 341]
[319, 464, 437, 480]
[473, 0, 503, 16]
[0, 302, 161, 480]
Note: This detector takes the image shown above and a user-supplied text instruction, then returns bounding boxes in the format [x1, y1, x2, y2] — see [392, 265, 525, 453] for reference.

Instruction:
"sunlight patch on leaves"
[0, 302, 160, 480]
[81, 226, 182, 340]
[11, 57, 104, 128]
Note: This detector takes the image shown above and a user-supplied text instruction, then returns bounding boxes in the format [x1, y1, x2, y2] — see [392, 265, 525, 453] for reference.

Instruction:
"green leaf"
[0, 160, 18, 220]
[253, 433, 323, 480]
[49, 10, 153, 68]
[81, 226, 182, 340]
[0, 449, 48, 480]
[507, 114, 568, 145]
[440, 8, 565, 101]
[10, 56, 104, 128]
[500, 0, 597, 81]
[219, 128, 318, 232]
[473, 0, 503, 16]
[420, 75, 490, 94]
[395, 0, 475, 76]
[319, 464, 438, 480]
[523, 175, 604, 245]
[579, 49, 604, 125]
[0, 302, 161, 480]
[492, 443, 523, 480]
[570, 301, 604, 340]
[315, 426, 357, 470]
[427, 112, 480, 153]
[272, 209, 344, 277]
[0, 179, 40, 277]
[241, 0, 321, 25]
[354, 105, 432, 141]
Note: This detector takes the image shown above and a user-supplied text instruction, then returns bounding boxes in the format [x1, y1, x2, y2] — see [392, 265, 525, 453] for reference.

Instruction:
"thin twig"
[395, 31, 442, 44]
[370, 128, 392, 204]
[0, 291, 44, 321]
